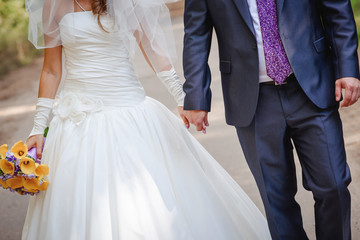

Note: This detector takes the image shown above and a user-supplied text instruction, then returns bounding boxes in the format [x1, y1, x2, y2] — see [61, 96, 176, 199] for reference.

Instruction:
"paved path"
[0, 16, 359, 240]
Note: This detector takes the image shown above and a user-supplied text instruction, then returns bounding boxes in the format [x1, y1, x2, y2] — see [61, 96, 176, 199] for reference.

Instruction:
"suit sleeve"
[182, 0, 214, 111]
[318, 0, 359, 79]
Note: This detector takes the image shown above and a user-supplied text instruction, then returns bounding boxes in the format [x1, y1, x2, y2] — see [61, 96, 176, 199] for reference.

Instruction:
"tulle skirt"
[22, 95, 271, 240]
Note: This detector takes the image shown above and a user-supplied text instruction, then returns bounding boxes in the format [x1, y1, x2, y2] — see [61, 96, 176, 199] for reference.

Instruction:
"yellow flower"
[27, 189, 40, 194]
[6, 176, 24, 189]
[10, 141, 28, 159]
[0, 179, 8, 189]
[23, 177, 40, 191]
[16, 190, 25, 195]
[16, 188, 38, 195]
[39, 181, 49, 191]
[0, 144, 8, 159]
[0, 159, 15, 175]
[19, 157, 36, 175]
[35, 164, 49, 177]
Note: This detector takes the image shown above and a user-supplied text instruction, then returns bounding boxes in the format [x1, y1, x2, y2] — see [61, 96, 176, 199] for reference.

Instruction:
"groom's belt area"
[260, 73, 295, 86]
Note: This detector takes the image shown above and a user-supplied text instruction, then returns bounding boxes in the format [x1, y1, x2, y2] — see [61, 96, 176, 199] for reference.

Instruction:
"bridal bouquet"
[0, 131, 50, 195]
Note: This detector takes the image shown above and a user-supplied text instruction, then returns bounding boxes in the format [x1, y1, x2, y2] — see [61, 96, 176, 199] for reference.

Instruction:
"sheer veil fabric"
[25, 0, 178, 72]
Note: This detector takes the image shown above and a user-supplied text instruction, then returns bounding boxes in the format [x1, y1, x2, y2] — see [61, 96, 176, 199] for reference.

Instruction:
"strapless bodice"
[59, 12, 145, 107]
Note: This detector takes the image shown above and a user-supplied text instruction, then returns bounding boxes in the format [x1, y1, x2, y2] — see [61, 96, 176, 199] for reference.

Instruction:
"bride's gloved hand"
[156, 68, 186, 106]
[156, 68, 189, 127]
[26, 98, 54, 159]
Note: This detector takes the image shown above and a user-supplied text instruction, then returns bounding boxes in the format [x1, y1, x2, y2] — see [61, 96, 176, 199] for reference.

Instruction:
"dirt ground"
[0, 14, 359, 240]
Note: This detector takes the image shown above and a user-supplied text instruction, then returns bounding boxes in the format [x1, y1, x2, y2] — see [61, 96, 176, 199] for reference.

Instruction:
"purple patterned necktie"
[256, 0, 292, 84]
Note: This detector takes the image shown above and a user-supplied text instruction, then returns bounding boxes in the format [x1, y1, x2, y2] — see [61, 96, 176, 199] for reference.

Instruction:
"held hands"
[335, 77, 360, 107]
[178, 107, 189, 129]
[179, 108, 209, 134]
[26, 134, 44, 159]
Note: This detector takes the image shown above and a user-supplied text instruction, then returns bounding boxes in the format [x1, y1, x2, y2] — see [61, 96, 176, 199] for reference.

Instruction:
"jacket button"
[252, 44, 257, 49]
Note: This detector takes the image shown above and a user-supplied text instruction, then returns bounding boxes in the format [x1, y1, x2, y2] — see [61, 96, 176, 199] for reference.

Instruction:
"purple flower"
[27, 174, 36, 179]
[5, 151, 14, 159]
[3, 175, 12, 181]
[14, 165, 20, 173]
[5, 154, 17, 163]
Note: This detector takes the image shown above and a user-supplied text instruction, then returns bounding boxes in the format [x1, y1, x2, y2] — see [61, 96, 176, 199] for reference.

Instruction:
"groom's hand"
[335, 77, 360, 107]
[184, 110, 209, 134]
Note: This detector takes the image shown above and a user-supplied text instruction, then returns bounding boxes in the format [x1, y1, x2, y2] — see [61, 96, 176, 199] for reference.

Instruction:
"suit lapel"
[231, 0, 256, 37]
[276, 0, 285, 15]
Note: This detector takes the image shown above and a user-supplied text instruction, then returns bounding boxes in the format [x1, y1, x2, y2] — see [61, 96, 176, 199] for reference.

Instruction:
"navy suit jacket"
[183, 0, 359, 127]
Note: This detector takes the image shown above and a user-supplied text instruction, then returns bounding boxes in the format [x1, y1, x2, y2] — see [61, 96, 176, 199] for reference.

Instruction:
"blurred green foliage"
[352, 0, 360, 41]
[0, 0, 41, 78]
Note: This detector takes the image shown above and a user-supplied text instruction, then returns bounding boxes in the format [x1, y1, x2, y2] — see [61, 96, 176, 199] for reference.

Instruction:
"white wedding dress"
[22, 11, 271, 240]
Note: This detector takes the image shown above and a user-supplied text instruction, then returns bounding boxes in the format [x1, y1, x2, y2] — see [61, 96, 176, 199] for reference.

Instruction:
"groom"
[182, 0, 359, 239]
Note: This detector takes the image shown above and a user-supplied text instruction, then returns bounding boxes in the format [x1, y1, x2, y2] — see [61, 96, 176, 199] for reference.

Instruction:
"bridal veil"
[25, 0, 178, 72]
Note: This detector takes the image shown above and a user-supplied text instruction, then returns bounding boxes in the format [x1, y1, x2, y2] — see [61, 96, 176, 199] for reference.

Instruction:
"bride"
[22, 0, 271, 239]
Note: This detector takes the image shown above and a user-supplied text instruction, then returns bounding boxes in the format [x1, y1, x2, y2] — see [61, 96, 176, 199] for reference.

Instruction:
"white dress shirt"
[246, 0, 273, 83]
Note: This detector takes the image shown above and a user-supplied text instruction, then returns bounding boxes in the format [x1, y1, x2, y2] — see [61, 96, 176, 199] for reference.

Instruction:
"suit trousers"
[236, 76, 351, 240]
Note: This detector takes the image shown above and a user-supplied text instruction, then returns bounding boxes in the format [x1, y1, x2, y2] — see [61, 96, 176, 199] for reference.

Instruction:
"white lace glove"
[156, 68, 186, 106]
[29, 98, 54, 137]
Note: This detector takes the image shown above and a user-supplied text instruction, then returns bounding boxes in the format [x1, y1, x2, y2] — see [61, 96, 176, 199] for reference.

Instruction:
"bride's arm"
[26, 46, 63, 159]
[138, 42, 156, 72]
[38, 46, 63, 98]
[137, 39, 189, 128]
